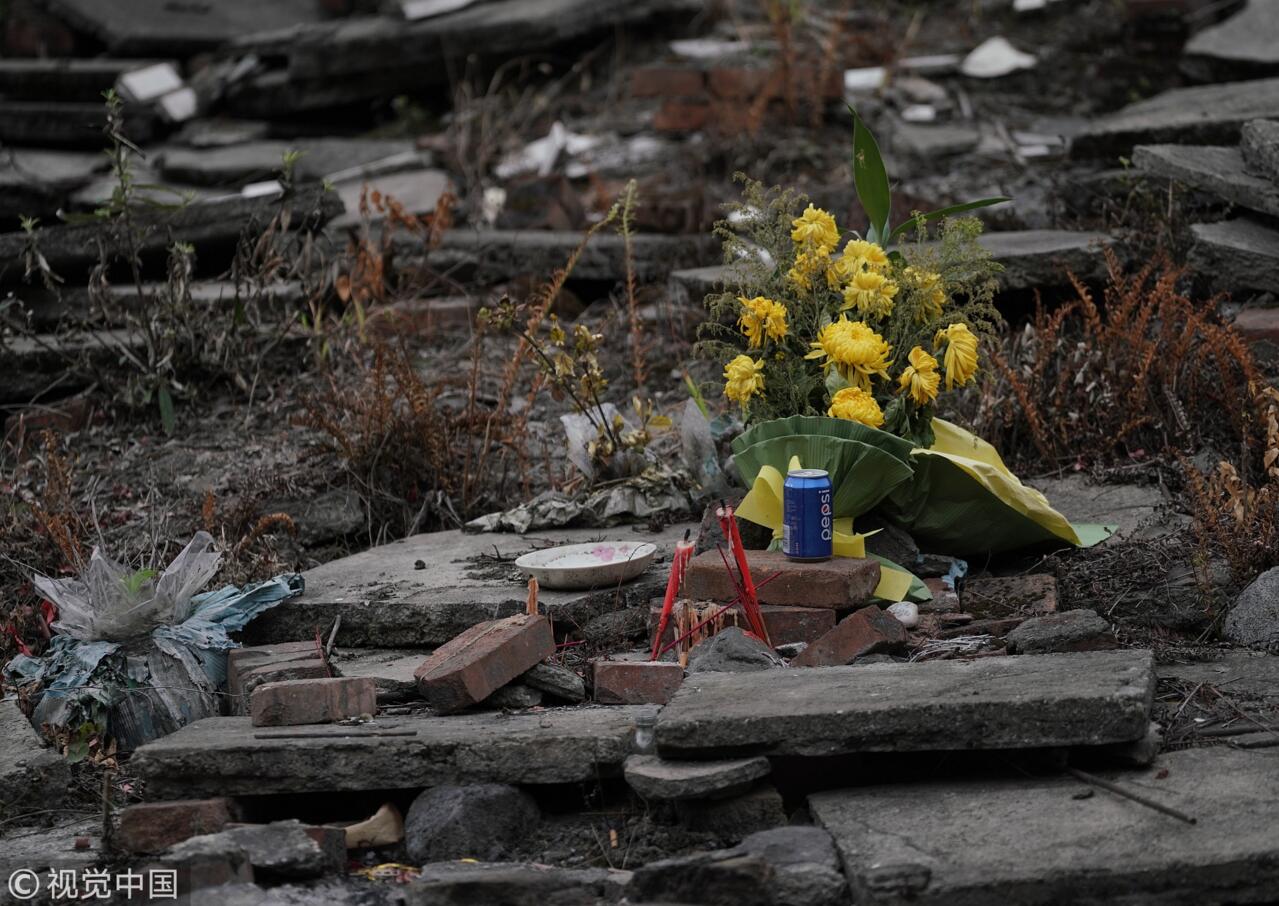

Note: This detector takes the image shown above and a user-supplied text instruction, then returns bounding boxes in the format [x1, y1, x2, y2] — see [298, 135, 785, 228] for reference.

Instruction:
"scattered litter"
[888, 601, 920, 628]
[241, 179, 284, 198]
[901, 104, 938, 123]
[157, 87, 199, 122]
[843, 66, 887, 94]
[117, 63, 183, 104]
[495, 121, 604, 180]
[669, 38, 752, 59]
[897, 54, 963, 75]
[961, 37, 1038, 79]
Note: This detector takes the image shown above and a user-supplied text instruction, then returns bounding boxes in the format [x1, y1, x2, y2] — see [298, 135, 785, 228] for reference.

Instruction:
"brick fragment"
[250, 677, 377, 727]
[114, 798, 236, 854]
[414, 614, 555, 714]
[593, 659, 684, 705]
[631, 65, 705, 98]
[649, 600, 834, 648]
[791, 605, 907, 667]
[654, 98, 711, 132]
[684, 550, 880, 610]
[920, 578, 961, 613]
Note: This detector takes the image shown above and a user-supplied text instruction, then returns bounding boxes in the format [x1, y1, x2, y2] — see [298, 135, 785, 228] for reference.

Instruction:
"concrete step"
[1133, 144, 1279, 217]
[1190, 218, 1279, 294]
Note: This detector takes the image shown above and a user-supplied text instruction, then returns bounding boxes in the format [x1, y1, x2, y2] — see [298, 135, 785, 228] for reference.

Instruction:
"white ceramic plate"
[515, 541, 658, 590]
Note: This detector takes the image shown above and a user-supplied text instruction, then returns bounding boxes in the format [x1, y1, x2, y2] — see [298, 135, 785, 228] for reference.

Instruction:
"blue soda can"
[783, 469, 833, 561]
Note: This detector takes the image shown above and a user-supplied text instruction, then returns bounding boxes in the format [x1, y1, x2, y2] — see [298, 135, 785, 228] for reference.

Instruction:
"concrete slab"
[331, 167, 453, 230]
[656, 651, 1155, 758]
[1031, 474, 1175, 540]
[331, 648, 428, 703]
[810, 747, 1279, 905]
[0, 58, 166, 102]
[1157, 651, 1279, 701]
[0, 148, 105, 220]
[1073, 77, 1279, 157]
[625, 754, 771, 800]
[156, 138, 421, 188]
[1190, 218, 1279, 294]
[1241, 119, 1279, 182]
[130, 705, 656, 797]
[1133, 144, 1279, 217]
[0, 698, 69, 819]
[1185, 0, 1279, 71]
[0, 818, 101, 879]
[242, 523, 694, 648]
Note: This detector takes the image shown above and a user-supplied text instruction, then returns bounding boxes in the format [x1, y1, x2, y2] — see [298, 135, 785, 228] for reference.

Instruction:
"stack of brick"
[228, 640, 330, 715]
[632, 63, 843, 136]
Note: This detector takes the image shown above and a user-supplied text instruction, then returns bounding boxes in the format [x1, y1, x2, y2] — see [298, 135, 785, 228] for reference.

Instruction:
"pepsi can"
[783, 469, 833, 561]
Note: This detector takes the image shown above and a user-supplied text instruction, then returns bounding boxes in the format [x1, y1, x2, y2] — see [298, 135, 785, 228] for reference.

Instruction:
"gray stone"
[675, 785, 788, 839]
[41, 0, 322, 55]
[0, 99, 159, 149]
[0, 818, 99, 878]
[1031, 475, 1172, 540]
[687, 626, 784, 674]
[0, 698, 69, 820]
[264, 487, 364, 545]
[1157, 651, 1279, 700]
[810, 747, 1279, 905]
[331, 167, 453, 230]
[243, 523, 693, 648]
[1133, 144, 1279, 217]
[1190, 218, 1279, 294]
[892, 121, 981, 158]
[1185, 0, 1279, 71]
[209, 820, 337, 880]
[396, 228, 718, 286]
[131, 706, 656, 797]
[738, 826, 850, 906]
[1005, 609, 1116, 654]
[627, 850, 775, 906]
[157, 138, 421, 187]
[405, 783, 539, 864]
[0, 148, 105, 220]
[486, 683, 544, 709]
[332, 648, 430, 704]
[1225, 566, 1279, 647]
[1073, 77, 1279, 156]
[624, 753, 771, 800]
[521, 662, 586, 703]
[668, 264, 732, 309]
[1242, 119, 1279, 183]
[160, 831, 255, 890]
[657, 651, 1155, 758]
[191, 880, 407, 906]
[410, 861, 631, 906]
[917, 229, 1117, 290]
[578, 605, 650, 647]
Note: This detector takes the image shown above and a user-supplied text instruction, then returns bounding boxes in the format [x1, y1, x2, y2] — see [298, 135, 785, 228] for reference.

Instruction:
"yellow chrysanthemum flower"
[935, 322, 979, 389]
[841, 269, 899, 319]
[840, 239, 890, 274]
[827, 386, 885, 428]
[790, 204, 839, 253]
[898, 346, 940, 406]
[905, 267, 946, 322]
[786, 248, 830, 291]
[804, 317, 892, 390]
[737, 296, 789, 348]
[723, 354, 765, 407]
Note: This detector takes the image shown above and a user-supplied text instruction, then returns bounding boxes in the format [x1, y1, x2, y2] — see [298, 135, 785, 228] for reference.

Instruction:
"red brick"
[707, 67, 779, 100]
[229, 641, 327, 712]
[649, 601, 834, 648]
[791, 605, 908, 667]
[920, 578, 961, 613]
[114, 799, 236, 854]
[414, 614, 555, 714]
[593, 659, 684, 705]
[234, 659, 331, 715]
[250, 676, 377, 727]
[631, 66, 706, 98]
[961, 575, 1058, 619]
[654, 98, 711, 133]
[684, 549, 880, 610]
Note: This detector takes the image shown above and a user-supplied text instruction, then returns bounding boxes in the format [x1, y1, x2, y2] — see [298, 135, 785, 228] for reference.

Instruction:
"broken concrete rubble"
[1192, 218, 1279, 295]
[1133, 144, 1279, 217]
[1241, 119, 1279, 182]
[624, 753, 772, 800]
[657, 651, 1155, 758]
[131, 706, 656, 797]
[414, 613, 554, 714]
[0, 697, 70, 818]
[810, 747, 1279, 905]
[520, 662, 586, 703]
[1005, 609, 1117, 654]
[687, 626, 785, 673]
[1183, 0, 1279, 75]
[113, 798, 236, 854]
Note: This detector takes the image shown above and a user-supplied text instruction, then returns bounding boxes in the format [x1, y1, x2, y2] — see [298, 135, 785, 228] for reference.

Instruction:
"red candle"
[650, 537, 694, 660]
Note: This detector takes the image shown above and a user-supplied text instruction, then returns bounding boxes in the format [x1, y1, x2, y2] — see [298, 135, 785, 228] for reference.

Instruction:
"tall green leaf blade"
[850, 108, 891, 241]
[887, 196, 1011, 243]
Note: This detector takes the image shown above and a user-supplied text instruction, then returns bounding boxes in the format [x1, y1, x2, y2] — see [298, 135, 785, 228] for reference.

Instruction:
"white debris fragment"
[482, 186, 506, 226]
[157, 87, 199, 123]
[901, 104, 938, 123]
[961, 36, 1038, 79]
[669, 38, 751, 59]
[400, 0, 478, 20]
[898, 54, 962, 75]
[241, 180, 284, 199]
[888, 601, 920, 629]
[117, 62, 183, 104]
[495, 121, 603, 179]
[844, 66, 886, 94]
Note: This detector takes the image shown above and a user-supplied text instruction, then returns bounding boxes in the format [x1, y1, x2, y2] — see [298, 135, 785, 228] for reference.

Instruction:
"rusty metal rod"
[1066, 767, 1196, 825]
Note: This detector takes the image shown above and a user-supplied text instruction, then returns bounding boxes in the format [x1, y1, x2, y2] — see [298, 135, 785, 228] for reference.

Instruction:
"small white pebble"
[888, 601, 919, 628]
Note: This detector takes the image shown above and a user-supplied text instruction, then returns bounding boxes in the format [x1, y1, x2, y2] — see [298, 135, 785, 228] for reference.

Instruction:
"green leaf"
[887, 197, 1011, 244]
[824, 368, 851, 397]
[158, 384, 175, 435]
[120, 568, 158, 596]
[849, 106, 892, 242]
[66, 740, 89, 764]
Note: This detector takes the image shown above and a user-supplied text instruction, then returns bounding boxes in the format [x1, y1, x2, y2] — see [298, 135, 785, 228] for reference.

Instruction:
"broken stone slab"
[0, 818, 101, 878]
[1157, 651, 1279, 700]
[520, 661, 586, 703]
[0, 185, 341, 277]
[1073, 77, 1279, 157]
[1184, 0, 1279, 75]
[0, 58, 170, 101]
[687, 626, 785, 673]
[39, 0, 324, 55]
[656, 651, 1156, 758]
[131, 705, 656, 797]
[156, 138, 423, 187]
[736, 826, 851, 906]
[415, 614, 554, 714]
[810, 746, 1279, 905]
[624, 753, 771, 800]
[487, 683, 543, 709]
[676, 785, 789, 840]
[891, 121, 981, 159]
[0, 697, 70, 819]
[331, 167, 453, 230]
[1224, 566, 1279, 647]
[408, 861, 632, 906]
[0, 99, 159, 148]
[1191, 218, 1279, 294]
[0, 148, 106, 221]
[394, 228, 719, 285]
[1005, 609, 1117, 654]
[1133, 144, 1279, 217]
[668, 264, 733, 308]
[242, 523, 694, 648]
[166, 820, 335, 882]
[1241, 119, 1279, 182]
[684, 549, 880, 609]
[330, 648, 426, 704]
[1032, 474, 1173, 540]
[627, 850, 775, 906]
